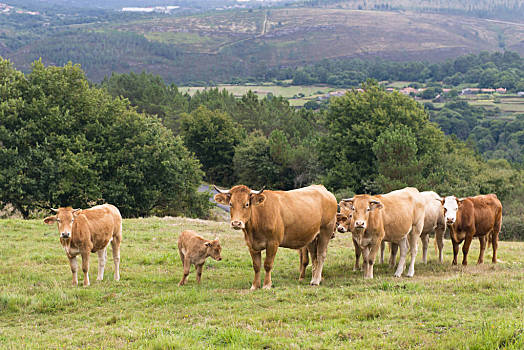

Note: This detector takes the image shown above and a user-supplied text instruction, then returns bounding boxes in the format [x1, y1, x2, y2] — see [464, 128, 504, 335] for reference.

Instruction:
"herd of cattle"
[42, 185, 502, 288]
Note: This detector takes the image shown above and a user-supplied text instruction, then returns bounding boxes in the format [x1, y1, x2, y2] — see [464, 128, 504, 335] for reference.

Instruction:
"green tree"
[319, 81, 440, 192]
[180, 106, 245, 186]
[0, 59, 208, 218]
[372, 125, 423, 192]
[233, 131, 281, 189]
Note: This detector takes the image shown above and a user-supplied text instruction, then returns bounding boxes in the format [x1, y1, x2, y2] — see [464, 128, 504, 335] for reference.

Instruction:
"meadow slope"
[0, 216, 523, 349]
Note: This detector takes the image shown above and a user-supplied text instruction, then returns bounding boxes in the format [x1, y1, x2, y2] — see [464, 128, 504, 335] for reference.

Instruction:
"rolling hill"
[1, 5, 523, 83]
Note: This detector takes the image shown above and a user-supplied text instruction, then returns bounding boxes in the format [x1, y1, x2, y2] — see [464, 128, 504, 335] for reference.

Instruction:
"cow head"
[43, 207, 81, 239]
[336, 213, 352, 233]
[439, 196, 464, 225]
[205, 238, 222, 261]
[213, 185, 266, 230]
[336, 203, 353, 233]
[341, 195, 383, 244]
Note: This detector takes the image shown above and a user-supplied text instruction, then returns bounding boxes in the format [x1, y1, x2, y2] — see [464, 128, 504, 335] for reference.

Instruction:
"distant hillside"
[1, 6, 523, 83]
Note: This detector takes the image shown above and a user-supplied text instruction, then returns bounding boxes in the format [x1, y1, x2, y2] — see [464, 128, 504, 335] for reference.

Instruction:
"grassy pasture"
[1, 217, 523, 349]
[179, 84, 335, 105]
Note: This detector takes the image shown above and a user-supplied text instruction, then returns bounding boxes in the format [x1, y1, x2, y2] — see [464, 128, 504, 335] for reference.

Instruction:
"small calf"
[178, 230, 222, 286]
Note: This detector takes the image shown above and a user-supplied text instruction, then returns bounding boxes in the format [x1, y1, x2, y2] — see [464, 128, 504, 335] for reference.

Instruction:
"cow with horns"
[43, 204, 122, 286]
[214, 184, 337, 289]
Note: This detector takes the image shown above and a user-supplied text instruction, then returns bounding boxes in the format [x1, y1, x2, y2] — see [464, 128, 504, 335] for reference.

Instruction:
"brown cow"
[214, 184, 337, 289]
[43, 204, 122, 286]
[178, 230, 222, 286]
[441, 194, 502, 265]
[340, 187, 425, 278]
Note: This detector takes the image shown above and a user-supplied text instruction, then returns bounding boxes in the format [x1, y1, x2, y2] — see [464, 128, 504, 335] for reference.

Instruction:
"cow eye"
[229, 202, 233, 207]
[57, 219, 61, 223]
[71, 218, 74, 223]
[245, 202, 249, 208]
[366, 208, 371, 211]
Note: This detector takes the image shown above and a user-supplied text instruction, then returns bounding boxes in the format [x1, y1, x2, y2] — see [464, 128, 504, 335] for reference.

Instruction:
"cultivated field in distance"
[1, 217, 523, 349]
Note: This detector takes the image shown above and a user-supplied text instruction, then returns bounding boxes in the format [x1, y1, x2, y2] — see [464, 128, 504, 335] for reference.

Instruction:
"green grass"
[179, 84, 335, 99]
[1, 217, 523, 349]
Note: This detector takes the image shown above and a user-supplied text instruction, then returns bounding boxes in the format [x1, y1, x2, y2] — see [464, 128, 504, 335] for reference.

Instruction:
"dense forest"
[254, 51, 524, 92]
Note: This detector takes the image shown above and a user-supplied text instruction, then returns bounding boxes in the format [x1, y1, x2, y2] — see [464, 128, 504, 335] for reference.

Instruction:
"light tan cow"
[43, 204, 122, 286]
[214, 184, 337, 289]
[340, 187, 425, 278]
[336, 209, 389, 270]
[178, 230, 222, 286]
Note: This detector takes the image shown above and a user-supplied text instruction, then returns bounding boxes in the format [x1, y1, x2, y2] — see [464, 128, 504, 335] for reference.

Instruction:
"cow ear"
[370, 200, 383, 210]
[339, 201, 352, 210]
[214, 193, 231, 205]
[251, 193, 266, 206]
[43, 216, 57, 224]
[204, 242, 211, 247]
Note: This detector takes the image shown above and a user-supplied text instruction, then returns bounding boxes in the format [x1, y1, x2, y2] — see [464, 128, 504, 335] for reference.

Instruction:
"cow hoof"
[393, 273, 402, 278]
[310, 280, 320, 286]
[250, 285, 259, 291]
[262, 285, 272, 290]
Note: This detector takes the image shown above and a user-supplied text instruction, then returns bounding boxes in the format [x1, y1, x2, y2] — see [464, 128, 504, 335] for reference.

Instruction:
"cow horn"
[51, 208, 58, 213]
[370, 199, 381, 204]
[213, 185, 230, 194]
[342, 197, 354, 202]
[72, 208, 81, 213]
[250, 186, 265, 195]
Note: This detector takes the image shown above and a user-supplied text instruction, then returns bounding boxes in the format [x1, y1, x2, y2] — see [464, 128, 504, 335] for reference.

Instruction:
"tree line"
[261, 51, 524, 92]
[1, 62, 523, 240]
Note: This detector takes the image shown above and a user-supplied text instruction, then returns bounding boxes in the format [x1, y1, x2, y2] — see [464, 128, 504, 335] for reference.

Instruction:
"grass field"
[1, 217, 523, 349]
[179, 84, 336, 106]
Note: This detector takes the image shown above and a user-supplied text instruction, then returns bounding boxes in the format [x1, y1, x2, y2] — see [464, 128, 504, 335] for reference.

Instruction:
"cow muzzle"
[354, 221, 366, 229]
[446, 218, 455, 225]
[337, 226, 347, 233]
[61, 232, 71, 239]
[230, 221, 244, 230]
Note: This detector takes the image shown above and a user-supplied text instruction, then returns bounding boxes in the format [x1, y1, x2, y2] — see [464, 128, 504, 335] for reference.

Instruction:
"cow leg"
[492, 216, 501, 263]
[111, 236, 121, 282]
[298, 248, 309, 280]
[451, 237, 460, 265]
[421, 233, 429, 264]
[363, 243, 381, 279]
[352, 238, 361, 271]
[249, 248, 262, 290]
[389, 243, 398, 268]
[379, 240, 385, 264]
[69, 256, 78, 286]
[406, 232, 420, 277]
[491, 231, 499, 264]
[195, 263, 204, 284]
[435, 225, 445, 264]
[478, 235, 487, 264]
[461, 234, 474, 266]
[81, 252, 90, 287]
[263, 242, 279, 289]
[394, 237, 409, 277]
[179, 256, 191, 286]
[310, 230, 331, 286]
[97, 247, 107, 281]
[307, 240, 318, 277]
